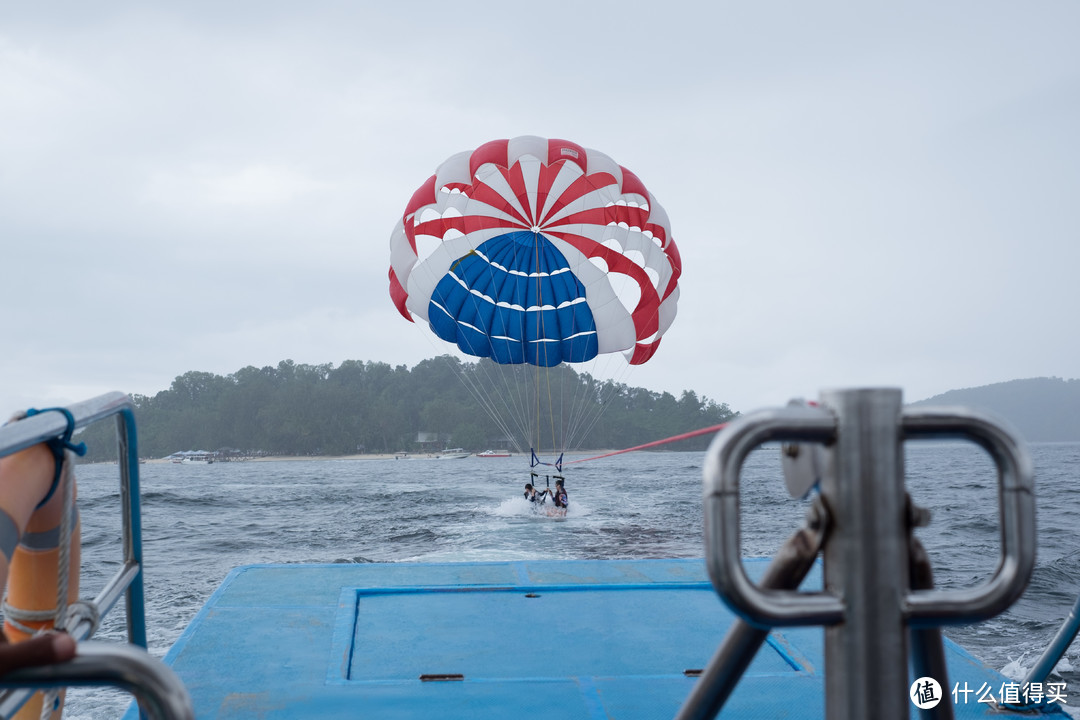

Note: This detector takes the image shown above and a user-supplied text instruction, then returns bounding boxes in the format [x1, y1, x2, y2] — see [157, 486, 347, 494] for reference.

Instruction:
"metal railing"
[678, 387, 1037, 720]
[1013, 588, 1080, 709]
[0, 392, 193, 719]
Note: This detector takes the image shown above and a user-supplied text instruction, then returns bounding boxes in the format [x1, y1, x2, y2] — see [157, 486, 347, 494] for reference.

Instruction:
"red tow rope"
[563, 422, 730, 465]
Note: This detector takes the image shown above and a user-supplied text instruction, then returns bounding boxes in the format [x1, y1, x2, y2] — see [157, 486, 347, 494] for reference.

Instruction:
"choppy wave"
[488, 496, 590, 519]
[63, 442, 1080, 716]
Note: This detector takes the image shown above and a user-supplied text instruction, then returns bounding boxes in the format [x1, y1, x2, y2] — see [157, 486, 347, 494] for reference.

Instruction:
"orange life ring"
[2, 452, 80, 720]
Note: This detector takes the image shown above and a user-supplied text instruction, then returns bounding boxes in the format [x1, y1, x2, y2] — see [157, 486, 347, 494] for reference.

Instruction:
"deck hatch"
[343, 583, 806, 682]
[156, 561, 1056, 719]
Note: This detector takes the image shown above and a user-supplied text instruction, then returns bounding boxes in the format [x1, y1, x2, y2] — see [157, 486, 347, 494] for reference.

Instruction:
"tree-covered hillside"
[78, 357, 737, 461]
[912, 377, 1080, 442]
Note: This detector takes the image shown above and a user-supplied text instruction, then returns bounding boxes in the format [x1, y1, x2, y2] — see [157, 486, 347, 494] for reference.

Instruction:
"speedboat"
[435, 447, 470, 459]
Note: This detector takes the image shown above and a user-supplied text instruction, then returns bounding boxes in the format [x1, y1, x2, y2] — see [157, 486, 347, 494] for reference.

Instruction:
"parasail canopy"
[389, 136, 681, 369]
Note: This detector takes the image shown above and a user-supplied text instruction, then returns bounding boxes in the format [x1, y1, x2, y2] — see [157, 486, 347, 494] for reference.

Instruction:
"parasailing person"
[523, 482, 547, 504]
[551, 477, 568, 511]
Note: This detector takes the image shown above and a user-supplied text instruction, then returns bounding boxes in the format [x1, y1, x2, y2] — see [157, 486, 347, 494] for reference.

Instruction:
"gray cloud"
[2, 1, 1078, 418]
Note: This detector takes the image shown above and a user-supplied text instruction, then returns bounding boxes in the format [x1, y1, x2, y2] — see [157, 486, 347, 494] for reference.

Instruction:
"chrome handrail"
[0, 392, 191, 719]
[0, 643, 193, 720]
[703, 396, 1035, 629]
[700, 388, 1036, 720]
[900, 407, 1036, 625]
[703, 403, 842, 627]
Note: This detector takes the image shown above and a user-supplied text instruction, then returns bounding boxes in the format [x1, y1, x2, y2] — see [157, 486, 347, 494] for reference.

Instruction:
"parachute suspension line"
[458, 357, 526, 453]
[464, 369, 526, 453]
[430, 345, 522, 453]
[508, 235, 541, 451]
[560, 245, 611, 453]
[562, 371, 600, 451]
[561, 358, 635, 452]
[471, 238, 536, 453]
[538, 234, 572, 458]
[544, 364, 558, 456]
[571, 370, 613, 448]
[563, 362, 608, 450]
[533, 232, 552, 459]
[505, 366, 536, 453]
[495, 364, 534, 453]
[476, 361, 535, 454]
[561, 257, 651, 449]
[423, 237, 527, 454]
[565, 280, 631, 451]
[464, 242, 534, 455]
[424, 262, 534, 454]
[566, 366, 590, 447]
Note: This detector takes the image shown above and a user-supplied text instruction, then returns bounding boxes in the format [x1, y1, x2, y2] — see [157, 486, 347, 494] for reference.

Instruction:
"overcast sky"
[2, 2, 1077, 421]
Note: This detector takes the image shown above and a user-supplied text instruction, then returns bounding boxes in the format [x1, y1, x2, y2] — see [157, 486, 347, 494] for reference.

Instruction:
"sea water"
[63, 441, 1080, 717]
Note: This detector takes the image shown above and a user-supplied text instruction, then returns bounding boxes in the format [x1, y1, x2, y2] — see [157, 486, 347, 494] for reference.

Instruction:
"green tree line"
[78, 356, 737, 461]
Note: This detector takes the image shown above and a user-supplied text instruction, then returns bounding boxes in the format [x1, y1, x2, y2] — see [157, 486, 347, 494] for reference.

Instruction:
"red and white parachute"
[389, 136, 681, 453]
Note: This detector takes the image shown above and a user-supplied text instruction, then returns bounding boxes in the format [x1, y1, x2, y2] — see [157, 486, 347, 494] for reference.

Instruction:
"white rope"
[53, 449, 74, 633]
[40, 449, 75, 719]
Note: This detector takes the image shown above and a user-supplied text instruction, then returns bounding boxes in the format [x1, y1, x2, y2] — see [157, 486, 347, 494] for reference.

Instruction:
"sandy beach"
[143, 450, 617, 465]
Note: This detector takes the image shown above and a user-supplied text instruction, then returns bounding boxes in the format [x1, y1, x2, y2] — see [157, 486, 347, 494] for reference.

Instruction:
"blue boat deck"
[144, 558, 1064, 719]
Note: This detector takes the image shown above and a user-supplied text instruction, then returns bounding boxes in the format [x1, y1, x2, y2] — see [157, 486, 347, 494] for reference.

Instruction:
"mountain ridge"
[911, 377, 1080, 442]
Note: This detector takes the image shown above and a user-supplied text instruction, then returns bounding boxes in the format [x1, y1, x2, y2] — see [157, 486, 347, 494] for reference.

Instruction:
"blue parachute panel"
[426, 231, 598, 366]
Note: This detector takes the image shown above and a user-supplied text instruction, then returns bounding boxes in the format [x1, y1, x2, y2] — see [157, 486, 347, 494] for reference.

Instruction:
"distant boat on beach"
[476, 449, 511, 458]
[434, 448, 471, 460]
[167, 450, 217, 464]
